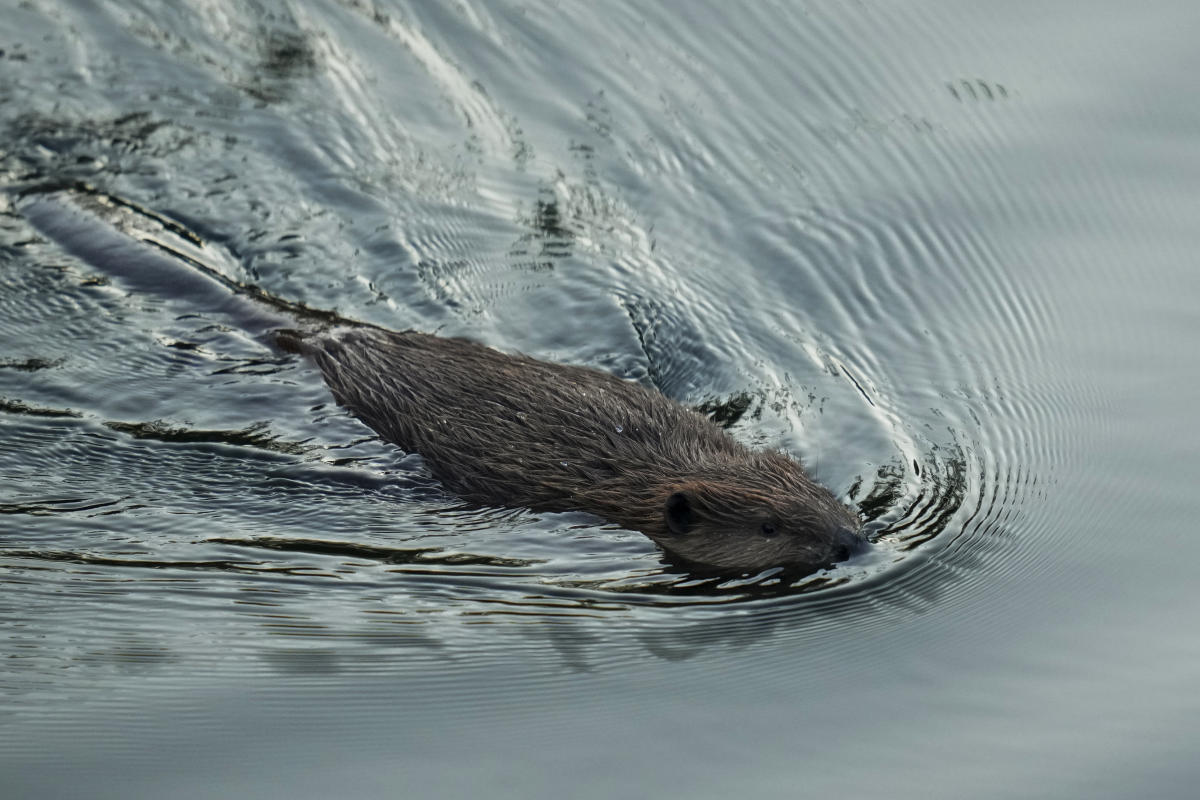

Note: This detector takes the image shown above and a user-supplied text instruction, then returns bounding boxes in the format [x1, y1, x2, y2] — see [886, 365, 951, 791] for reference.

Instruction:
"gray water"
[2, 1, 1198, 798]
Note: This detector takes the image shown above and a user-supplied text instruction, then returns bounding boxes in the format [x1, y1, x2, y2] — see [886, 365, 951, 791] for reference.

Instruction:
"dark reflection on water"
[207, 535, 540, 569]
[3, 0, 1199, 798]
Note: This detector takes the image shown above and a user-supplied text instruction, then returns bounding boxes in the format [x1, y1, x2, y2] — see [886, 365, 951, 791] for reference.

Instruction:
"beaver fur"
[279, 327, 862, 574]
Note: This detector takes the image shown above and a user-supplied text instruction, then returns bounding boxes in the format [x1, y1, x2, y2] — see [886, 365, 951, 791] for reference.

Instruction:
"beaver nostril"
[832, 526, 865, 561]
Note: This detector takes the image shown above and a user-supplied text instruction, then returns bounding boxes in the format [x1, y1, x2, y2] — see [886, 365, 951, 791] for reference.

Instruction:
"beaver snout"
[830, 525, 867, 563]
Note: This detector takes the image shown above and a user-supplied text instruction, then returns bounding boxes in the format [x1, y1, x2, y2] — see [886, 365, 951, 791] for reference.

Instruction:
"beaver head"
[606, 451, 863, 575]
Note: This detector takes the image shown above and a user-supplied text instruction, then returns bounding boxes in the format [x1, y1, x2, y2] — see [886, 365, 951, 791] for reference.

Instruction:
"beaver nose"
[831, 526, 866, 562]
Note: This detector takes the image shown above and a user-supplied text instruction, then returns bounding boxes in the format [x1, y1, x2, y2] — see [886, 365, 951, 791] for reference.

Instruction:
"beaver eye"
[665, 492, 695, 536]
[760, 522, 777, 537]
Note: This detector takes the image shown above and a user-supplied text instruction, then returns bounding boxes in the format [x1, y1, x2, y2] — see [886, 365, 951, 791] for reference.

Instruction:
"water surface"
[2, 1, 1198, 797]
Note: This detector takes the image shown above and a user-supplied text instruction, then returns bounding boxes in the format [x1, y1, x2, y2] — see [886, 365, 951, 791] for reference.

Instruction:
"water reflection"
[4, 0, 1198, 796]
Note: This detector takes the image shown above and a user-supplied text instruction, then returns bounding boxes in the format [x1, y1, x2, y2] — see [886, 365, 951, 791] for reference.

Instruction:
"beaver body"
[280, 327, 862, 574]
[17, 187, 860, 574]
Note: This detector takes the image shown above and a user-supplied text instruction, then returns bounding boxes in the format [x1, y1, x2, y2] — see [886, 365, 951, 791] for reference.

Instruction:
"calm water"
[2, 1, 1199, 797]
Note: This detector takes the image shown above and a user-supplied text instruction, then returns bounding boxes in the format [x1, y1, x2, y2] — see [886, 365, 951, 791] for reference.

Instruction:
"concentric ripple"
[0, 0, 1124, 769]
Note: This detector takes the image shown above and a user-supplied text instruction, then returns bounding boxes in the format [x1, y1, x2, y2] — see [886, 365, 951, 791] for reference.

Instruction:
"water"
[2, 1, 1198, 797]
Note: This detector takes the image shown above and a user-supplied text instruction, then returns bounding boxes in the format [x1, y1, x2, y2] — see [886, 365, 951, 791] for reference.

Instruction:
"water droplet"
[614, 424, 624, 433]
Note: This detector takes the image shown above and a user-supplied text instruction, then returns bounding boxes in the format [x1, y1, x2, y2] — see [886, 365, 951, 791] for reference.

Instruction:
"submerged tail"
[16, 182, 353, 347]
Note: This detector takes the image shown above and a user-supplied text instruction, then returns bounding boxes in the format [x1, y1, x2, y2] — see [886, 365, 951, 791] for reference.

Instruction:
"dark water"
[2, 1, 1198, 797]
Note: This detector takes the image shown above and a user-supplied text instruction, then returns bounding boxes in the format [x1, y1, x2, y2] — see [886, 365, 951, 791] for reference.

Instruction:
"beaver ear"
[665, 491, 694, 535]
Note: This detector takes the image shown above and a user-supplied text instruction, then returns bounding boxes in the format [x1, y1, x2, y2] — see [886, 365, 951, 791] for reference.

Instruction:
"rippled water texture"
[3, 1, 1199, 798]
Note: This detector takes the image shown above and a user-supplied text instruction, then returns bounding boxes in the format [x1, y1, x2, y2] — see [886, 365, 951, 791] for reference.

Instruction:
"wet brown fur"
[279, 327, 861, 574]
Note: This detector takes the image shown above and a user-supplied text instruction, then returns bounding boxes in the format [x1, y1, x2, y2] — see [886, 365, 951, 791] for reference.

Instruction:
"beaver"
[18, 186, 862, 575]
[278, 326, 863, 574]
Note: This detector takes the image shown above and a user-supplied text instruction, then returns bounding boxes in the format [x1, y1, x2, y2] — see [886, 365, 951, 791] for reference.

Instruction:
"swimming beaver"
[17, 186, 860, 575]
[279, 327, 863, 574]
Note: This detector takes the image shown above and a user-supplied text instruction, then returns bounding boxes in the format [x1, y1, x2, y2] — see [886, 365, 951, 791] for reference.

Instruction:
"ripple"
[0, 181, 1009, 701]
[0, 0, 1100, 724]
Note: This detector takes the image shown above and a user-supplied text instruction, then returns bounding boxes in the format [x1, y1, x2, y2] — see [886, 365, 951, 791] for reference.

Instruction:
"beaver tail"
[18, 185, 308, 343]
